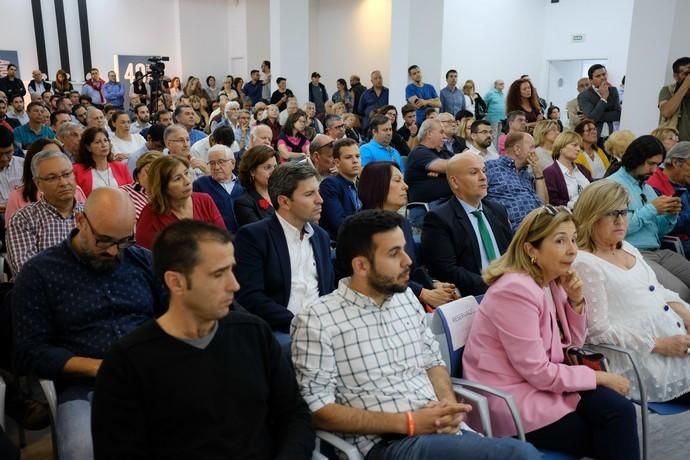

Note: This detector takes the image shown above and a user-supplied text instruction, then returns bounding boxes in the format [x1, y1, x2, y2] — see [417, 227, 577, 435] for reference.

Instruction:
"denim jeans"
[56, 382, 94, 460]
[365, 431, 541, 460]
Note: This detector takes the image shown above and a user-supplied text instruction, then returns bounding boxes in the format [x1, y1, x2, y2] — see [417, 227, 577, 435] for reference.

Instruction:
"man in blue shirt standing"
[13, 188, 162, 460]
[440, 69, 465, 117]
[405, 65, 441, 125]
[358, 70, 389, 131]
[103, 71, 125, 110]
[484, 80, 506, 143]
[243, 69, 264, 107]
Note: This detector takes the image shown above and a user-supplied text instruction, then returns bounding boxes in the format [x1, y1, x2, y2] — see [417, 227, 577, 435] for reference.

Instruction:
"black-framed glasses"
[207, 158, 232, 168]
[604, 209, 629, 220]
[640, 193, 648, 205]
[83, 212, 135, 249]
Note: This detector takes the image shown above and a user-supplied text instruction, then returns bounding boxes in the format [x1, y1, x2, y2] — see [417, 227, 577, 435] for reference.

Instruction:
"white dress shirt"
[557, 160, 590, 209]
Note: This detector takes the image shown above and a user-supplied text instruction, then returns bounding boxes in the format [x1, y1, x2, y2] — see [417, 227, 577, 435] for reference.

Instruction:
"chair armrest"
[39, 379, 58, 420]
[451, 377, 526, 441]
[406, 202, 430, 212]
[453, 382, 492, 436]
[315, 430, 363, 460]
[0, 375, 5, 429]
[662, 235, 685, 257]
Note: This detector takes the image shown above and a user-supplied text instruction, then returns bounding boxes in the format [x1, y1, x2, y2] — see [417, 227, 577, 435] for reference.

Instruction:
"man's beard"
[79, 234, 122, 273]
[367, 265, 410, 297]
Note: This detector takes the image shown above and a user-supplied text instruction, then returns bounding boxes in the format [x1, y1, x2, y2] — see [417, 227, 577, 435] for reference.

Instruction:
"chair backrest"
[431, 296, 480, 377]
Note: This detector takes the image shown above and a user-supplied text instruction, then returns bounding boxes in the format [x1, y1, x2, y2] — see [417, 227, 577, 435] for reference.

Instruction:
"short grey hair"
[207, 144, 233, 160]
[418, 119, 441, 141]
[224, 101, 240, 113]
[324, 114, 343, 129]
[57, 121, 82, 138]
[665, 141, 690, 167]
[31, 150, 72, 178]
[163, 124, 187, 143]
[268, 162, 317, 210]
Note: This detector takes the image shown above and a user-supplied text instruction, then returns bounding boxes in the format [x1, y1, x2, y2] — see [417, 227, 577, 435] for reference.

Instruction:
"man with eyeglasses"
[467, 119, 499, 161]
[164, 124, 209, 179]
[192, 145, 244, 233]
[324, 114, 346, 140]
[437, 111, 466, 154]
[13, 187, 161, 460]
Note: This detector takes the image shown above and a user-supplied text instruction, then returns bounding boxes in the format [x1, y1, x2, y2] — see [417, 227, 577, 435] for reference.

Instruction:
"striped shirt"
[120, 183, 149, 221]
[6, 199, 84, 275]
[291, 277, 444, 455]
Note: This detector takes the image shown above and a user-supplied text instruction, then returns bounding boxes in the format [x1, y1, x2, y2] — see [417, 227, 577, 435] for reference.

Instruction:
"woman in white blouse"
[109, 111, 146, 162]
[572, 180, 690, 403]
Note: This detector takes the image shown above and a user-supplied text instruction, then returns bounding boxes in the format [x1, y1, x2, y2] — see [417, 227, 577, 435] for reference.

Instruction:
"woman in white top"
[572, 180, 690, 403]
[109, 111, 146, 162]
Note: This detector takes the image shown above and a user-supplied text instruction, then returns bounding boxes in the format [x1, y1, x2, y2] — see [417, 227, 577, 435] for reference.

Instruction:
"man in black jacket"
[421, 152, 512, 295]
[0, 64, 26, 102]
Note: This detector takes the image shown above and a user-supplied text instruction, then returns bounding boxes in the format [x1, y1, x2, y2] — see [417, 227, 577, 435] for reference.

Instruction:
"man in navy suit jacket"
[319, 138, 362, 240]
[192, 145, 244, 232]
[422, 153, 513, 296]
[235, 162, 335, 351]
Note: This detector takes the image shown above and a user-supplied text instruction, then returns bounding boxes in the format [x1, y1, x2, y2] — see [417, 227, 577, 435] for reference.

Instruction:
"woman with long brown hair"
[506, 78, 544, 128]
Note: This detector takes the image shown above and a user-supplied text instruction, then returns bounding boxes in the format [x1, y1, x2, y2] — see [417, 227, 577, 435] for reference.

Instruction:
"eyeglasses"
[82, 212, 136, 249]
[541, 204, 572, 216]
[37, 170, 74, 183]
[472, 130, 492, 135]
[603, 209, 629, 220]
[208, 158, 232, 167]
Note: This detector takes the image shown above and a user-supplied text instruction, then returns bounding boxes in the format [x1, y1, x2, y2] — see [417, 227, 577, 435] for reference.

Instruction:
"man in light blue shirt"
[607, 135, 690, 301]
[484, 80, 506, 142]
[405, 65, 441, 125]
[440, 69, 465, 117]
[359, 115, 404, 173]
[103, 71, 125, 109]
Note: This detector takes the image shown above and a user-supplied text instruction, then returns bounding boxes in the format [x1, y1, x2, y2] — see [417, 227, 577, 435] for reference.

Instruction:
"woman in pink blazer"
[74, 127, 132, 196]
[463, 205, 640, 459]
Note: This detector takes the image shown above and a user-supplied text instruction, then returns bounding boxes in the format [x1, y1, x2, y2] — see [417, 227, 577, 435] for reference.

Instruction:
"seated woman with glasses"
[574, 119, 610, 180]
[463, 205, 640, 459]
[573, 180, 690, 404]
[543, 130, 592, 209]
[135, 156, 225, 249]
[5, 139, 86, 225]
[74, 127, 132, 197]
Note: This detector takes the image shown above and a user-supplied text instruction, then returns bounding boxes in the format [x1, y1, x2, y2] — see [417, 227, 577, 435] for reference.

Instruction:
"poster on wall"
[0, 51, 20, 78]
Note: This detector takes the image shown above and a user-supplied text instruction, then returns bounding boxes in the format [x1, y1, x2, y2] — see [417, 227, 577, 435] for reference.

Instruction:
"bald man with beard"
[13, 188, 163, 460]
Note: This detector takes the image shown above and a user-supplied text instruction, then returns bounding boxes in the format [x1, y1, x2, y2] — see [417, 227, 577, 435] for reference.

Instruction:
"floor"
[10, 406, 690, 459]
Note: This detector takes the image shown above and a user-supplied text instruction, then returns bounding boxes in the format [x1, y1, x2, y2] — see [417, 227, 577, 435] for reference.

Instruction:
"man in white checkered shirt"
[291, 210, 539, 459]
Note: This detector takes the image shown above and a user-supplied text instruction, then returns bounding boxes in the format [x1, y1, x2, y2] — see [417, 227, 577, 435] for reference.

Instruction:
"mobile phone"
[674, 187, 687, 197]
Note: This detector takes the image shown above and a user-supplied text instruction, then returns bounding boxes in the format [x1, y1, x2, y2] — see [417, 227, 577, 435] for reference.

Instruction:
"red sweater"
[135, 192, 226, 249]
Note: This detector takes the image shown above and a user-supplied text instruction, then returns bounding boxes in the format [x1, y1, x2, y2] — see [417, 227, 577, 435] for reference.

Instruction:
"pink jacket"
[462, 272, 596, 437]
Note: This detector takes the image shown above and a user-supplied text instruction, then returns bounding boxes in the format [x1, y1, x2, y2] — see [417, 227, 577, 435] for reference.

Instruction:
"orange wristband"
[406, 411, 415, 436]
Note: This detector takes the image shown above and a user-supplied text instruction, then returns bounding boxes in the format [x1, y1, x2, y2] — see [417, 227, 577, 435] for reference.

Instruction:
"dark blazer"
[193, 175, 245, 233]
[543, 161, 593, 207]
[421, 197, 512, 296]
[319, 175, 359, 241]
[233, 188, 275, 228]
[577, 86, 621, 138]
[234, 214, 335, 332]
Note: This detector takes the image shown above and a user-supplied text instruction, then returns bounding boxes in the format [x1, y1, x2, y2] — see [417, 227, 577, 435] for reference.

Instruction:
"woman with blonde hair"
[651, 126, 679, 153]
[543, 131, 592, 207]
[457, 116, 474, 140]
[533, 120, 561, 170]
[573, 180, 690, 404]
[135, 156, 224, 248]
[603, 129, 636, 176]
[463, 205, 639, 459]
[463, 80, 487, 120]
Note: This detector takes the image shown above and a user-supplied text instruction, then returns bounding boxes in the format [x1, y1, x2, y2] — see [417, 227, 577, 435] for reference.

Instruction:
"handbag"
[564, 346, 609, 372]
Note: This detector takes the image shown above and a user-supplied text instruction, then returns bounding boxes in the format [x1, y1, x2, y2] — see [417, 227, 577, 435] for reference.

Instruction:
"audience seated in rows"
[292, 209, 540, 460]
[463, 205, 640, 459]
[422, 153, 512, 296]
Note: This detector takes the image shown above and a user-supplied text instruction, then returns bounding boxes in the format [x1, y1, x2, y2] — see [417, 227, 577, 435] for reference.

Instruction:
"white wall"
[441, 0, 545, 98]
[1, 0, 39, 80]
[310, 0, 392, 97]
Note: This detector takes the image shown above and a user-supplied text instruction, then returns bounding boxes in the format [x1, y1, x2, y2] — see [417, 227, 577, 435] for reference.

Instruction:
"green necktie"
[471, 210, 497, 262]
